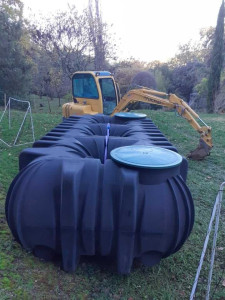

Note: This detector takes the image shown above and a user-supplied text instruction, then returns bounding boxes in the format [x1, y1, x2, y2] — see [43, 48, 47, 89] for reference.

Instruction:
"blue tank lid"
[110, 145, 182, 169]
[114, 112, 147, 119]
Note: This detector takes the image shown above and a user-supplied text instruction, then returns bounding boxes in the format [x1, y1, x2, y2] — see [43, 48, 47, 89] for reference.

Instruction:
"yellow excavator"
[62, 71, 212, 160]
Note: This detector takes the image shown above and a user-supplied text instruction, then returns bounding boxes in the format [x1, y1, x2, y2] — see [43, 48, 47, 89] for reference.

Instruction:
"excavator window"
[99, 78, 117, 114]
[72, 73, 99, 99]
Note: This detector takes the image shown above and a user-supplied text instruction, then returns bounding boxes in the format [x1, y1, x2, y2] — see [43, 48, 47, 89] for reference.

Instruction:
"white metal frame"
[0, 97, 35, 147]
[190, 182, 225, 299]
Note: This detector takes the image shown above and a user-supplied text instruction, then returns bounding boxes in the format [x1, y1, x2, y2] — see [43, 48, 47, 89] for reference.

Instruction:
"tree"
[131, 71, 157, 110]
[165, 26, 215, 71]
[199, 27, 215, 65]
[148, 62, 172, 92]
[0, 0, 32, 96]
[88, 0, 104, 69]
[29, 45, 70, 101]
[169, 62, 207, 101]
[131, 71, 156, 89]
[30, 6, 93, 79]
[30, 2, 116, 81]
[207, 0, 224, 112]
[168, 41, 205, 68]
[0, 0, 23, 21]
[88, 0, 117, 70]
[112, 59, 148, 95]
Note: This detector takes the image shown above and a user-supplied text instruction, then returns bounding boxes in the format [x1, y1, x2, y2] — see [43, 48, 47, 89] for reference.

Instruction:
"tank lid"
[110, 145, 182, 169]
[114, 112, 147, 119]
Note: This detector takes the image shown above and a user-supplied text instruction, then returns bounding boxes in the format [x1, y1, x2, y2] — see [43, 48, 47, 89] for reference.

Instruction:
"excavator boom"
[111, 88, 212, 160]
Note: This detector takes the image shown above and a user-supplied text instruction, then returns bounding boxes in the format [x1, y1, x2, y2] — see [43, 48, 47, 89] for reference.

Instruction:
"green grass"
[0, 109, 225, 299]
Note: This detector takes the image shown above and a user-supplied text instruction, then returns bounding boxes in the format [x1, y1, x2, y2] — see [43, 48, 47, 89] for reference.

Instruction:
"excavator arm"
[111, 88, 212, 160]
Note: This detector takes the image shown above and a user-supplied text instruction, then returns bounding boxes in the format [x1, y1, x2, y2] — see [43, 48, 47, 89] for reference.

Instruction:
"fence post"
[4, 93, 6, 109]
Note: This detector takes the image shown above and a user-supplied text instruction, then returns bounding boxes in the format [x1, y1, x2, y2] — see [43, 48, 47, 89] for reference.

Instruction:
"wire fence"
[190, 182, 225, 299]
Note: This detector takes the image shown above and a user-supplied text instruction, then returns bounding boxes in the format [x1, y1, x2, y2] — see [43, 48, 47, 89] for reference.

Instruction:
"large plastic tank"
[5, 113, 194, 274]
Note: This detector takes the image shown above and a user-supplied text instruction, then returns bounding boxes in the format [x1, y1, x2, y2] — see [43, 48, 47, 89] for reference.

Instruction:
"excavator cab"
[98, 76, 119, 114]
[63, 71, 120, 116]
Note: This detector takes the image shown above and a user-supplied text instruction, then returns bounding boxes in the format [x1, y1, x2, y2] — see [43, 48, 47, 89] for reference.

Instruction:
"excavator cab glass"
[99, 78, 117, 114]
[73, 73, 99, 99]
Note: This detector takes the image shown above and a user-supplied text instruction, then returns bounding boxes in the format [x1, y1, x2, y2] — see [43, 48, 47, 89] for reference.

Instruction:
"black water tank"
[5, 113, 194, 274]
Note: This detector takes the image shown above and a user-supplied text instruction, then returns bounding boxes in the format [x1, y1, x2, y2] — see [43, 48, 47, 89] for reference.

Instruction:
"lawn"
[0, 107, 225, 299]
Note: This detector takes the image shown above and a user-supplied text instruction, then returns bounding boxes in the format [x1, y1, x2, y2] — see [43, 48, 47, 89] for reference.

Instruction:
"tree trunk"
[33, 96, 37, 113]
[4, 93, 6, 109]
[47, 98, 52, 113]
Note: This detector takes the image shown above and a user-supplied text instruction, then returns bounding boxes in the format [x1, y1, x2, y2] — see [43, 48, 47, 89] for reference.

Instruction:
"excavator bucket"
[187, 139, 212, 160]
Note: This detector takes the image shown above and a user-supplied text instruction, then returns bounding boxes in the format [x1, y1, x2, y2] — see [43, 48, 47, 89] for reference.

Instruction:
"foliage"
[113, 59, 149, 95]
[30, 6, 93, 78]
[169, 62, 207, 101]
[214, 78, 225, 112]
[167, 27, 215, 70]
[199, 27, 215, 65]
[148, 62, 172, 92]
[146, 27, 220, 102]
[189, 78, 209, 111]
[130, 71, 157, 110]
[0, 0, 32, 96]
[194, 77, 208, 97]
[168, 41, 205, 68]
[207, 0, 225, 112]
[30, 48, 70, 102]
[113, 55, 209, 103]
[131, 71, 156, 89]
[27, 1, 116, 100]
[154, 69, 169, 92]
[0, 0, 23, 21]
[30, 2, 116, 78]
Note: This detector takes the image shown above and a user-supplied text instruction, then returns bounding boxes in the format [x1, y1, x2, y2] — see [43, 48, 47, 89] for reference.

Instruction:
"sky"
[23, 0, 223, 63]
